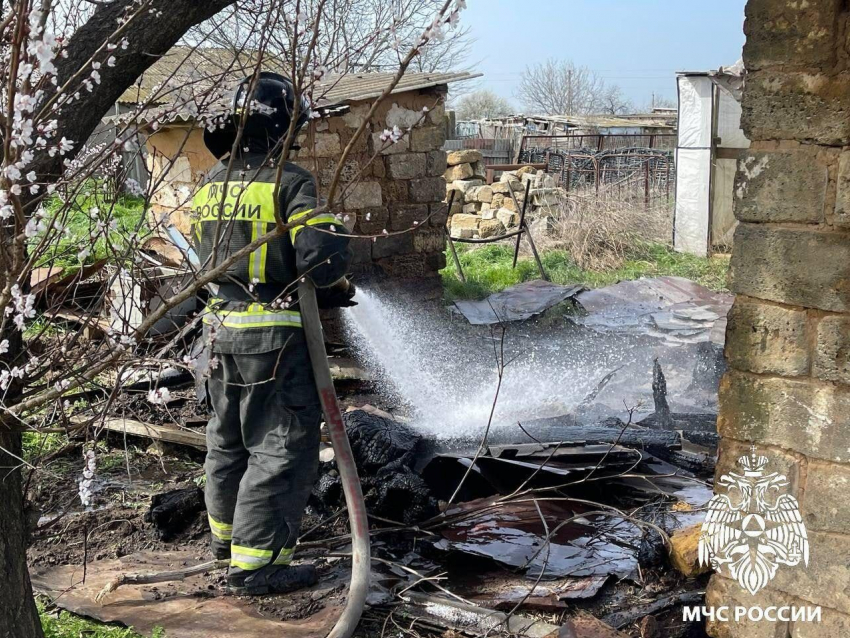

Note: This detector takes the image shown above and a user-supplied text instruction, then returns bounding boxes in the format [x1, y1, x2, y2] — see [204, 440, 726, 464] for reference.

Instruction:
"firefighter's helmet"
[203, 72, 311, 159]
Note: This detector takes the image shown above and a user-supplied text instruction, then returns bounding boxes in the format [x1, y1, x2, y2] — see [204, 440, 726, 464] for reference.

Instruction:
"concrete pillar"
[707, 1, 850, 635]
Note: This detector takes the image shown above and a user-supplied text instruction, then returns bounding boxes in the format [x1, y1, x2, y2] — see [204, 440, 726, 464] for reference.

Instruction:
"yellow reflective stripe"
[208, 515, 233, 541]
[290, 215, 343, 242]
[192, 181, 278, 223]
[231, 544, 273, 571]
[248, 221, 268, 284]
[288, 208, 315, 222]
[202, 304, 302, 330]
[273, 547, 295, 565]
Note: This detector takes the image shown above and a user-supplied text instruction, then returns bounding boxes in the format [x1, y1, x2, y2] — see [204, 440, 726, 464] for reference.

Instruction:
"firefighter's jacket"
[192, 154, 351, 354]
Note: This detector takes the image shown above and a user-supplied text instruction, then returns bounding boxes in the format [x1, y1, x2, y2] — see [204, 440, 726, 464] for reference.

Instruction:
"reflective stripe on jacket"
[192, 154, 351, 354]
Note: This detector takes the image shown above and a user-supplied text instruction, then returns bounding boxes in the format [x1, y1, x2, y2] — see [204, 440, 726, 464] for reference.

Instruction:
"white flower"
[59, 137, 74, 154]
[147, 387, 172, 405]
[0, 340, 8, 355]
[26, 171, 36, 182]
[78, 449, 96, 508]
[4, 165, 21, 181]
[379, 125, 404, 144]
[107, 56, 116, 67]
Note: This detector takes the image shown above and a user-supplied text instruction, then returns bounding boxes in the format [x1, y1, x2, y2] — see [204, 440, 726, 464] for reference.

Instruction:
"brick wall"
[707, 1, 850, 635]
[146, 88, 448, 278]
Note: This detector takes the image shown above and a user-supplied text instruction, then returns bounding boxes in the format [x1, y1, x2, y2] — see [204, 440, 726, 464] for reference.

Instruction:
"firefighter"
[193, 72, 355, 595]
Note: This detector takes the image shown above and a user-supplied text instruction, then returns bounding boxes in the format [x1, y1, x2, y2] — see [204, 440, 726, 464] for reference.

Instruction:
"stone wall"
[707, 1, 850, 635]
[145, 88, 448, 278]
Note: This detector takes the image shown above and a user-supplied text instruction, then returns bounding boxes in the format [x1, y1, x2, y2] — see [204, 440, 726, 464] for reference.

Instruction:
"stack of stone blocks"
[444, 150, 563, 240]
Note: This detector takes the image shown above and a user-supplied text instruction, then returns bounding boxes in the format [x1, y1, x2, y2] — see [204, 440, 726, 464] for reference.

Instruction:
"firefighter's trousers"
[204, 346, 321, 575]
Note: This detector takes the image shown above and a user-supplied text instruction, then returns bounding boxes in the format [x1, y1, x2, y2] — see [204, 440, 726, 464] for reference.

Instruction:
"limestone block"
[343, 182, 383, 209]
[462, 202, 481, 214]
[410, 126, 446, 152]
[447, 149, 482, 166]
[718, 371, 850, 463]
[409, 176, 447, 203]
[814, 315, 850, 383]
[298, 132, 341, 158]
[387, 153, 427, 180]
[730, 224, 850, 312]
[426, 150, 447, 177]
[668, 524, 710, 578]
[496, 208, 519, 228]
[371, 131, 410, 155]
[450, 213, 480, 238]
[734, 151, 827, 223]
[444, 163, 474, 181]
[725, 298, 810, 376]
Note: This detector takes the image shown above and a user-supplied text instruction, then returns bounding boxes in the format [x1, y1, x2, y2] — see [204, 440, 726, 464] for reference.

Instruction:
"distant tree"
[598, 84, 633, 115]
[455, 89, 513, 120]
[641, 94, 677, 112]
[518, 59, 601, 115]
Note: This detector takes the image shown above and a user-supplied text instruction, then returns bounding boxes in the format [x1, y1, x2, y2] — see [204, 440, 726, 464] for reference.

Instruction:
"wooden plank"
[73, 416, 207, 450]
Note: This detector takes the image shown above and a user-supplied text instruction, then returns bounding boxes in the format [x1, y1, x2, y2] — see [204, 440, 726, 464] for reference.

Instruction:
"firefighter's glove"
[317, 278, 357, 309]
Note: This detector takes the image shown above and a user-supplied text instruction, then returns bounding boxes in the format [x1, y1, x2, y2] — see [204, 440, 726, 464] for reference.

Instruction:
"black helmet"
[203, 72, 311, 160]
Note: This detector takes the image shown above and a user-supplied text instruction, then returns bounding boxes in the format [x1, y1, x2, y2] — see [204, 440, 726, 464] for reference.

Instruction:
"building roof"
[118, 46, 478, 114]
[522, 113, 677, 130]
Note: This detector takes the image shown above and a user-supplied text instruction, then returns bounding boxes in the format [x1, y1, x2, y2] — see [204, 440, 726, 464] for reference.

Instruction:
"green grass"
[39, 601, 164, 638]
[441, 242, 730, 300]
[33, 181, 147, 270]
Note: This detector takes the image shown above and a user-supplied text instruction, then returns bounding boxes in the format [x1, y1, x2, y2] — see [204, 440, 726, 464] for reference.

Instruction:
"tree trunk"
[0, 429, 43, 638]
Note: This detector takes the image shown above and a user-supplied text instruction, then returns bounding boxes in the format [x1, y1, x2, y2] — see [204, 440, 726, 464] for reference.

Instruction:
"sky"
[459, 0, 747, 111]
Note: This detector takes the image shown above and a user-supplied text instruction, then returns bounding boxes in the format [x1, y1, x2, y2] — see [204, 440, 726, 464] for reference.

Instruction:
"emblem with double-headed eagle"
[699, 447, 809, 595]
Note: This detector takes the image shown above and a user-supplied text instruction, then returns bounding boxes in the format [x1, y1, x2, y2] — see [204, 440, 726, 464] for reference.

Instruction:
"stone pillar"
[707, 1, 850, 635]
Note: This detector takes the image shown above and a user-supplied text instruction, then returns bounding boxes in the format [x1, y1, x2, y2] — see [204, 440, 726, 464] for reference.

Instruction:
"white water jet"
[342, 287, 636, 439]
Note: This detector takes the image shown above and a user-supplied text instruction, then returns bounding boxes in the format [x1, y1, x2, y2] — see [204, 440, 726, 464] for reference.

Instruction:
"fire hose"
[169, 226, 371, 636]
[299, 279, 371, 638]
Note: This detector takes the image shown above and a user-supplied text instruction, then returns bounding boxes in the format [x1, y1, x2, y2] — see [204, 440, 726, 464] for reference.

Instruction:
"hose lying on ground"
[299, 279, 371, 638]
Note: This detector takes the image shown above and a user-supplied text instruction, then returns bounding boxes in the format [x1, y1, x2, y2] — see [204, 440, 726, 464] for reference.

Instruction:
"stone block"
[410, 176, 447, 203]
[447, 149, 482, 166]
[450, 213, 480, 239]
[371, 232, 414, 260]
[743, 0, 838, 71]
[426, 150, 447, 177]
[343, 182, 383, 209]
[814, 315, 850, 383]
[716, 438, 804, 497]
[491, 183, 513, 195]
[298, 132, 340, 158]
[478, 219, 505, 239]
[413, 228, 445, 253]
[481, 208, 497, 220]
[444, 163, 474, 181]
[462, 203, 480, 214]
[668, 524, 710, 578]
[354, 207, 389, 234]
[491, 193, 506, 208]
[386, 102, 423, 129]
[734, 151, 828, 223]
[496, 208, 519, 228]
[833, 150, 850, 227]
[451, 179, 484, 196]
[770, 529, 850, 614]
[410, 126, 446, 152]
[387, 153, 426, 180]
[428, 202, 450, 228]
[802, 460, 850, 533]
[390, 204, 428, 232]
[705, 575, 792, 638]
[718, 371, 850, 463]
[370, 131, 410, 155]
[730, 224, 850, 313]
[474, 185, 494, 203]
[724, 298, 810, 376]
[742, 70, 850, 145]
[791, 607, 850, 638]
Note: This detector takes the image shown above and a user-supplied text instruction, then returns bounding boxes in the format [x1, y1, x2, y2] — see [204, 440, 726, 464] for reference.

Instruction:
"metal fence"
[518, 146, 676, 204]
